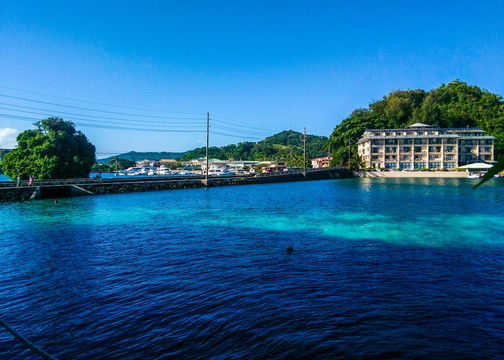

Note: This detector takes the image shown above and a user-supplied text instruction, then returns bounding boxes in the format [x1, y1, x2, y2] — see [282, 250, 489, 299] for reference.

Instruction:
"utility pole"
[206, 112, 209, 184]
[348, 134, 351, 169]
[303, 127, 306, 174]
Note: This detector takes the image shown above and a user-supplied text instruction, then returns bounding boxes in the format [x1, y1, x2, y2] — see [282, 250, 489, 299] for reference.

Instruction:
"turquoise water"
[1, 178, 503, 359]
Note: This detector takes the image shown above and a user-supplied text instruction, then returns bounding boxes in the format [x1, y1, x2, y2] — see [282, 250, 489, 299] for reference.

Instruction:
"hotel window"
[484, 147, 491, 153]
[445, 155, 454, 160]
[385, 162, 397, 169]
[399, 162, 411, 169]
[444, 162, 455, 169]
[385, 139, 397, 145]
[465, 140, 472, 145]
[414, 162, 426, 169]
[429, 138, 441, 144]
[402, 147, 411, 152]
[465, 155, 473, 161]
[429, 162, 441, 169]
[371, 148, 380, 153]
[445, 139, 456, 144]
[414, 139, 423, 144]
[402, 139, 412, 145]
[445, 146, 454, 152]
[414, 146, 422, 152]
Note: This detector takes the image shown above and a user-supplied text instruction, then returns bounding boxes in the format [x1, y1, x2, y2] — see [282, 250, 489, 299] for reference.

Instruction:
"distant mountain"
[97, 151, 188, 163]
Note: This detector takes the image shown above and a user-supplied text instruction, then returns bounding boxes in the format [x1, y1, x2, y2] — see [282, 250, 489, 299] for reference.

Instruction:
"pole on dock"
[348, 134, 351, 169]
[303, 127, 306, 175]
[205, 112, 209, 184]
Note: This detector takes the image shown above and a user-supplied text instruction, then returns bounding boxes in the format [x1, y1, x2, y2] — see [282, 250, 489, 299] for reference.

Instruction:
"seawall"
[0, 167, 353, 202]
[353, 170, 467, 178]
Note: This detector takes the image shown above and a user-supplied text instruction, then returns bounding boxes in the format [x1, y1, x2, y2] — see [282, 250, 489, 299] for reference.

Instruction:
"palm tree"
[349, 152, 365, 170]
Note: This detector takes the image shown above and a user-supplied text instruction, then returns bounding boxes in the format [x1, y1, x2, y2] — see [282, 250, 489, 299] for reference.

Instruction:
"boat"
[157, 165, 171, 175]
[125, 167, 142, 175]
[207, 165, 235, 176]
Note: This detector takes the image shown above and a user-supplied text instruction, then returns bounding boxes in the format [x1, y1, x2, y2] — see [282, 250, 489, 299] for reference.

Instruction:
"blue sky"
[1, 0, 503, 156]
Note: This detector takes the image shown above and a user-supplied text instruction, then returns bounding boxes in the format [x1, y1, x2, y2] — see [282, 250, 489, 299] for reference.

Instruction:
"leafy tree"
[1, 117, 96, 180]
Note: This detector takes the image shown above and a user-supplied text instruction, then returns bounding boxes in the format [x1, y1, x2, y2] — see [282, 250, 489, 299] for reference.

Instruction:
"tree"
[349, 151, 365, 170]
[1, 117, 96, 180]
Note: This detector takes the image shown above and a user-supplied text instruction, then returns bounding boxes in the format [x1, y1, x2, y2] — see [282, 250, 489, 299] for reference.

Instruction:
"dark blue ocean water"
[1, 178, 503, 359]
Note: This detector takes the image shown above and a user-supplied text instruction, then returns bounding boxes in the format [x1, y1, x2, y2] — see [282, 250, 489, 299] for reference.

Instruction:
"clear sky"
[1, 0, 503, 157]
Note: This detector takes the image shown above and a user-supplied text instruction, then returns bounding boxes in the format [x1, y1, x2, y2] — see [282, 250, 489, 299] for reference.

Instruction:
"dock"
[0, 167, 353, 202]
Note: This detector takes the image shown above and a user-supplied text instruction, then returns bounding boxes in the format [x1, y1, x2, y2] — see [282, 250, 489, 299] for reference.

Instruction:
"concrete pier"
[0, 167, 353, 202]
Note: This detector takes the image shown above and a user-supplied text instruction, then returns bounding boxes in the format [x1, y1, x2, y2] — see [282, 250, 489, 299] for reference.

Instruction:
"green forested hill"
[98, 151, 187, 163]
[327, 80, 504, 164]
[179, 130, 328, 166]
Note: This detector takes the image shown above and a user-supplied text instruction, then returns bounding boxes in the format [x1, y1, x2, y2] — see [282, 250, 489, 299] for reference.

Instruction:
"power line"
[0, 85, 203, 115]
[211, 124, 273, 137]
[211, 115, 284, 133]
[0, 102, 204, 123]
[211, 131, 264, 140]
[0, 107, 203, 129]
[0, 114, 204, 133]
[0, 94, 205, 120]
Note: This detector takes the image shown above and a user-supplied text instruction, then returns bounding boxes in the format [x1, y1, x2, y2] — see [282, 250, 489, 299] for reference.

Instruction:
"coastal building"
[357, 123, 495, 170]
[159, 159, 178, 165]
[311, 156, 332, 168]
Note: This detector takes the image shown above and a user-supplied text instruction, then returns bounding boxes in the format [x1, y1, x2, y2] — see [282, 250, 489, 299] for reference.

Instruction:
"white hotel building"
[357, 123, 495, 170]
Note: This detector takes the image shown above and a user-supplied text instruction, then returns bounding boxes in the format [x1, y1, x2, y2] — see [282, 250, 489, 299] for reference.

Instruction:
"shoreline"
[354, 170, 468, 178]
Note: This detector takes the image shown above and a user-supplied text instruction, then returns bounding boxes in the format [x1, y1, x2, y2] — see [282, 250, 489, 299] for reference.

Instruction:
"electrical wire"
[0, 94, 204, 120]
[0, 107, 203, 129]
[0, 114, 204, 133]
[0, 102, 204, 123]
[0, 85, 203, 115]
[0, 90, 291, 145]
[211, 115, 284, 133]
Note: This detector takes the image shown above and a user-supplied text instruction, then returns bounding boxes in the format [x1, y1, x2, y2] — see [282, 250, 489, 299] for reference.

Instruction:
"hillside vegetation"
[178, 130, 328, 167]
[98, 151, 187, 164]
[327, 80, 504, 165]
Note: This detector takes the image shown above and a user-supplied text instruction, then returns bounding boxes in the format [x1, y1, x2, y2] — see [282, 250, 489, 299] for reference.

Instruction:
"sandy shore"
[354, 170, 468, 178]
